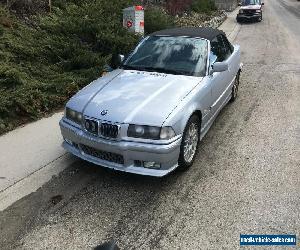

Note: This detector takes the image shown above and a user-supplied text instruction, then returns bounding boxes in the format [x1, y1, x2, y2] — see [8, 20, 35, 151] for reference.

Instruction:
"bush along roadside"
[174, 10, 226, 28]
[144, 7, 175, 34]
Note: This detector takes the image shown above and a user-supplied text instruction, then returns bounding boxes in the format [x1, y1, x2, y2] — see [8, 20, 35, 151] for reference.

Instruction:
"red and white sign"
[135, 5, 144, 11]
[127, 21, 133, 28]
[123, 6, 144, 35]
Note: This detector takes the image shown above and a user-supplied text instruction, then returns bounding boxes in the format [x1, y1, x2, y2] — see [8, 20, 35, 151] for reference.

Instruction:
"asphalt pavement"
[0, 0, 299, 249]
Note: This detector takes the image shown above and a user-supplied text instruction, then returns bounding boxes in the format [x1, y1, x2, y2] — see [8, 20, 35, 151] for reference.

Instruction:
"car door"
[209, 34, 234, 113]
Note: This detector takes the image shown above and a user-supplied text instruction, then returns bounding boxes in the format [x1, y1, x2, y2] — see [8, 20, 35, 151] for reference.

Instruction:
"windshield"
[123, 36, 208, 77]
[242, 0, 260, 5]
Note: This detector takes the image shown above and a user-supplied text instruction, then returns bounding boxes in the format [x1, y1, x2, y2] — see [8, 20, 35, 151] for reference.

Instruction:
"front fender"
[173, 104, 203, 136]
[162, 78, 210, 136]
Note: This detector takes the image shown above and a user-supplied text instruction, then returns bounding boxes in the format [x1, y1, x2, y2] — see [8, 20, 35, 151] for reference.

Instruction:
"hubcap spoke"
[233, 83, 238, 97]
[183, 122, 199, 163]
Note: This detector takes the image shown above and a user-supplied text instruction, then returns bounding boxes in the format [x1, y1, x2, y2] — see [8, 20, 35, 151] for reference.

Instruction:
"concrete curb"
[219, 7, 241, 42]
[0, 154, 76, 211]
[0, 112, 67, 211]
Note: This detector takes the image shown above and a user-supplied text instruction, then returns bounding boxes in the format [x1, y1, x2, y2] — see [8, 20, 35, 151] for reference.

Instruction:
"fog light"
[143, 161, 161, 169]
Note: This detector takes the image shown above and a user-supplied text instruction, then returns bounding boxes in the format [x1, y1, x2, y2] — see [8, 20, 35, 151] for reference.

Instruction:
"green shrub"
[191, 0, 217, 13]
[0, 65, 28, 88]
[144, 8, 175, 34]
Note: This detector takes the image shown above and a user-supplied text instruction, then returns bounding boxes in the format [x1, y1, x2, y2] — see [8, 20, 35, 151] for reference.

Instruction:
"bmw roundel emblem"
[101, 110, 108, 116]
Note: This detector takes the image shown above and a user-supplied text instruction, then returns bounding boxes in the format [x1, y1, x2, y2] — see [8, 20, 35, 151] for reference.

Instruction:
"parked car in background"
[59, 27, 243, 177]
[236, 0, 264, 22]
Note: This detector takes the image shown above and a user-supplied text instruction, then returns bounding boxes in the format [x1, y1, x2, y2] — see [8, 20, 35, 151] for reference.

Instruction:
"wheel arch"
[190, 110, 202, 129]
[177, 109, 202, 170]
[180, 108, 203, 136]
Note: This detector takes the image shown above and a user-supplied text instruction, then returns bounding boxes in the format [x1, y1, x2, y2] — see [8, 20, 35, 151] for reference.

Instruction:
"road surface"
[0, 0, 299, 249]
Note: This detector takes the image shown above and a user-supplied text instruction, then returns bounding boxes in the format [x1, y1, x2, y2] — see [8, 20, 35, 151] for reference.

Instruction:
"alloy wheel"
[183, 122, 199, 163]
[230, 73, 240, 102]
[233, 81, 238, 99]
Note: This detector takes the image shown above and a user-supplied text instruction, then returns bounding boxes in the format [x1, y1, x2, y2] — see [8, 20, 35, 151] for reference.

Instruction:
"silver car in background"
[59, 27, 242, 177]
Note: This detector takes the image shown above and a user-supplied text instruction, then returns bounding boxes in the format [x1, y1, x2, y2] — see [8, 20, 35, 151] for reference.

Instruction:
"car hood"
[68, 69, 202, 126]
[241, 5, 261, 9]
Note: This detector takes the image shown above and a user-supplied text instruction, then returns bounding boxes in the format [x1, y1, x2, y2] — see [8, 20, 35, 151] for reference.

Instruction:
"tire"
[230, 72, 240, 102]
[178, 115, 200, 171]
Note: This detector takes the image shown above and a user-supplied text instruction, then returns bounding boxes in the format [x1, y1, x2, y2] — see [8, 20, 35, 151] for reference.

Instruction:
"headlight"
[239, 9, 244, 14]
[65, 107, 83, 125]
[255, 9, 261, 12]
[160, 127, 176, 140]
[127, 125, 176, 140]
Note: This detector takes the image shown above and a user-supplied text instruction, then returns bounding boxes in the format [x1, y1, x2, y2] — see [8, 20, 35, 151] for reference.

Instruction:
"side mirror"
[211, 62, 229, 73]
[238, 2, 242, 6]
[110, 53, 125, 69]
[119, 54, 125, 62]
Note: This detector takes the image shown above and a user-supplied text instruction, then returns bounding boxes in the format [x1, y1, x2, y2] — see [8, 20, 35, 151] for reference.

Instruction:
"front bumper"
[59, 119, 181, 177]
[236, 13, 261, 20]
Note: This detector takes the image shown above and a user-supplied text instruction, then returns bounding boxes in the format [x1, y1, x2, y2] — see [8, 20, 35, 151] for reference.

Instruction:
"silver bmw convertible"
[60, 27, 242, 177]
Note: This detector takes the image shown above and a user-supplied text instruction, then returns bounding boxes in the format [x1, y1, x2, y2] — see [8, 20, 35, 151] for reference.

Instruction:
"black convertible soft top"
[150, 27, 226, 41]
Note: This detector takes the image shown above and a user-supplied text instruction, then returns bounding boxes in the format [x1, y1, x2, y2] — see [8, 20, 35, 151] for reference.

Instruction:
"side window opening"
[210, 36, 226, 63]
[221, 35, 234, 54]
[209, 34, 233, 71]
